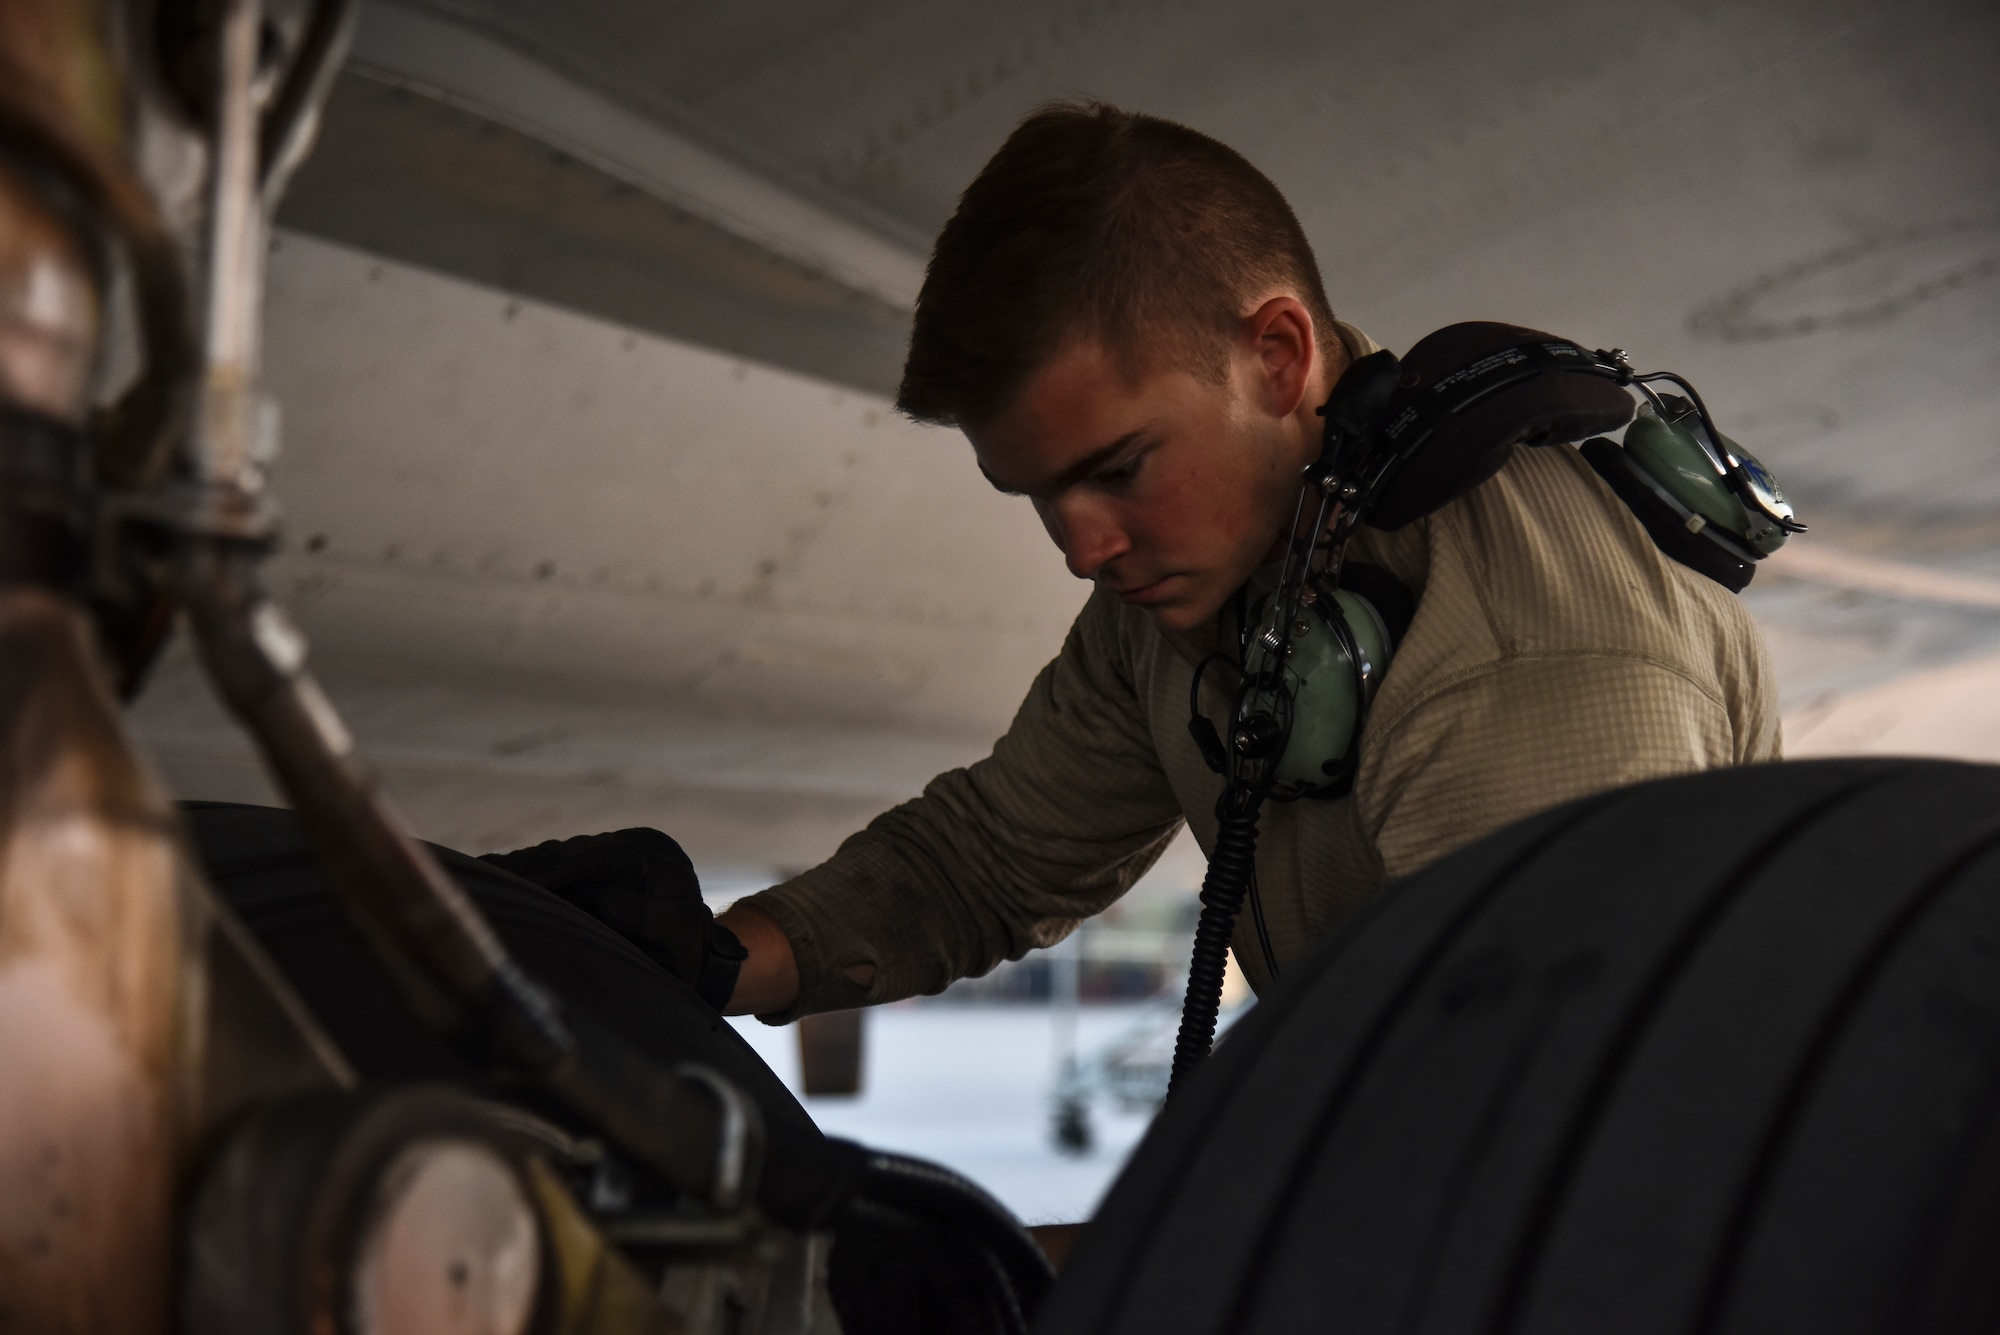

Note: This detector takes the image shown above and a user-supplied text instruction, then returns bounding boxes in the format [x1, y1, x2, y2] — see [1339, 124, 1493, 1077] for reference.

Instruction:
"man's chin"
[1133, 588, 1226, 633]
[1143, 603, 1207, 632]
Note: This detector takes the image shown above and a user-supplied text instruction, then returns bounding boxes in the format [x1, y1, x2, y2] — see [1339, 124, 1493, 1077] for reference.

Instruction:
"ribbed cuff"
[736, 883, 876, 1025]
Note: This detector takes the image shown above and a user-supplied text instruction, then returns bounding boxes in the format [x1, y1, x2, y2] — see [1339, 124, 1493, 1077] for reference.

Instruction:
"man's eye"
[1097, 457, 1141, 486]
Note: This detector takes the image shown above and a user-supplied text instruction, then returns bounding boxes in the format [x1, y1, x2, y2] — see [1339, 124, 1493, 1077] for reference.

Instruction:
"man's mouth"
[1110, 574, 1177, 606]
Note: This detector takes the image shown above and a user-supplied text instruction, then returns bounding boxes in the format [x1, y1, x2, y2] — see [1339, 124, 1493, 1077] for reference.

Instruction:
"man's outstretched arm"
[726, 588, 1185, 1023]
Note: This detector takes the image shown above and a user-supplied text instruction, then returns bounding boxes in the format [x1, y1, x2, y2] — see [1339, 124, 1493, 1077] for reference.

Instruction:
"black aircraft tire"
[183, 802, 1053, 1328]
[1040, 757, 2000, 1335]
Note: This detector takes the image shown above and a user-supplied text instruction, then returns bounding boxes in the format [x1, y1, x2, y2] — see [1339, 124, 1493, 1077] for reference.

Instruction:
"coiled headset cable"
[1168, 378, 1381, 1099]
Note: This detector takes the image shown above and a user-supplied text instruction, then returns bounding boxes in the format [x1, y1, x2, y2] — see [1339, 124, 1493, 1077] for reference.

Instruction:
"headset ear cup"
[1581, 438, 1756, 591]
[1332, 563, 1414, 650]
[1320, 351, 1404, 449]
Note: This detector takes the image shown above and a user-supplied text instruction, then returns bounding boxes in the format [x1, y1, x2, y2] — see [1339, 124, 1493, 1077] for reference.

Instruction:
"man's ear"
[1242, 295, 1317, 419]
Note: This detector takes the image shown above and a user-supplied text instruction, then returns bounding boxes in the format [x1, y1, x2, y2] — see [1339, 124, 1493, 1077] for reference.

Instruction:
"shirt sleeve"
[1358, 652, 1759, 882]
[739, 590, 1186, 1020]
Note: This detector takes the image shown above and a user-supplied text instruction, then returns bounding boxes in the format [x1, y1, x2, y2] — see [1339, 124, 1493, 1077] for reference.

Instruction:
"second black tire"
[1042, 757, 2000, 1335]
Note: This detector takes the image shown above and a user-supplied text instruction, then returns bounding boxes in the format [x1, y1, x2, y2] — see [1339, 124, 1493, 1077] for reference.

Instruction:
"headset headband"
[1308, 321, 1802, 589]
[1315, 323, 1637, 531]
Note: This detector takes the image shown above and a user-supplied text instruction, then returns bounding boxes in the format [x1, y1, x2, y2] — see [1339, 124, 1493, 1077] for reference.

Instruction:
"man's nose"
[1039, 498, 1131, 582]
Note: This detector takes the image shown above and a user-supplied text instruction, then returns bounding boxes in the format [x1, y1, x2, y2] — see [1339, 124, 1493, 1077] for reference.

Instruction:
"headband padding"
[1366, 322, 1637, 531]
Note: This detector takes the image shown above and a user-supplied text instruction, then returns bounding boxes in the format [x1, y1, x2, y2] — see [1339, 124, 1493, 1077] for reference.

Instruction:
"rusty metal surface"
[0, 0, 122, 167]
[0, 3, 358, 1324]
[0, 166, 99, 423]
[0, 585, 349, 1332]
[0, 0, 195, 494]
[0, 587, 196, 1333]
[0, 3, 778, 1330]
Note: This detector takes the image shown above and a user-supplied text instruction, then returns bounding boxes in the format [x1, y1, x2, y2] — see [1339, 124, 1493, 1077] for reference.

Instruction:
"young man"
[716, 101, 1780, 1020]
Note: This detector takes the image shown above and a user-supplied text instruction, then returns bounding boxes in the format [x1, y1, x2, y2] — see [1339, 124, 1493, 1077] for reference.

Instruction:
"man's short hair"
[895, 101, 1338, 429]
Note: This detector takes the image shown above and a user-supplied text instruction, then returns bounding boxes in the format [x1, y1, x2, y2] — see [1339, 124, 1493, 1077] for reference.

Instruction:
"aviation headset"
[1169, 321, 1805, 1096]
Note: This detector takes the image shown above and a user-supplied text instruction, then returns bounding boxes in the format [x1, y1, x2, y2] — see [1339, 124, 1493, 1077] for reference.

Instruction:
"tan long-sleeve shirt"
[744, 365, 1780, 1021]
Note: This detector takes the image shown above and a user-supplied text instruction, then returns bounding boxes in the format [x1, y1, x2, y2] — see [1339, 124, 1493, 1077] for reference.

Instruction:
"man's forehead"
[968, 412, 1150, 499]
[973, 429, 1145, 498]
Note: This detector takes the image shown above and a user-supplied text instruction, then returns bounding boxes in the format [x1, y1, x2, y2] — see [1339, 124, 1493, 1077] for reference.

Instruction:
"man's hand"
[480, 828, 746, 1009]
[715, 902, 802, 1016]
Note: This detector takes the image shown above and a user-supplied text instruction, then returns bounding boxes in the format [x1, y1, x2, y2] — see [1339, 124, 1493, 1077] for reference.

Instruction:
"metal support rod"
[178, 543, 759, 1207]
[167, 0, 759, 1210]
[190, 0, 267, 498]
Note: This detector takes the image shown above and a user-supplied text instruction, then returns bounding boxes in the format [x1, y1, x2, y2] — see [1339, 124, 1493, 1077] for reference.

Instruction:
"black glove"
[480, 828, 747, 1009]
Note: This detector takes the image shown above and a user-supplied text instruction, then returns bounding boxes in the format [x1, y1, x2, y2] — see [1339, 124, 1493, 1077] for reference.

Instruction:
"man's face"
[966, 333, 1316, 632]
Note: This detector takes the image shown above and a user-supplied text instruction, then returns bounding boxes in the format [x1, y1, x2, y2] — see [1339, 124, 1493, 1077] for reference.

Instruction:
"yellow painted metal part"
[526, 1156, 686, 1335]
